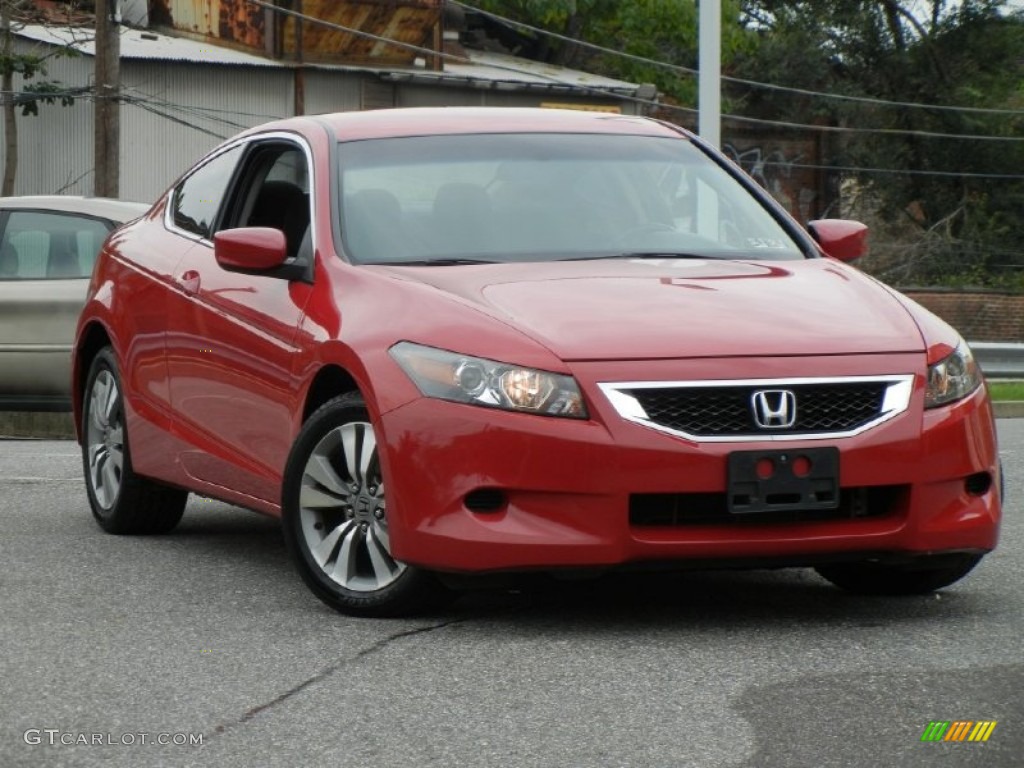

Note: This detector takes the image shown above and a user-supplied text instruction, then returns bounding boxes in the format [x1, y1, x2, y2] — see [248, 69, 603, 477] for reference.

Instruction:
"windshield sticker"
[746, 238, 789, 249]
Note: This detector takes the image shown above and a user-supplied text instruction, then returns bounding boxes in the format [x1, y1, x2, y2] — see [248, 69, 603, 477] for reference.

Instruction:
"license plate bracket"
[727, 448, 839, 514]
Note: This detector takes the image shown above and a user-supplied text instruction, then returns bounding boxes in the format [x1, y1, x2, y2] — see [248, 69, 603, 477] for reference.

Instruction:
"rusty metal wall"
[150, 0, 215, 35]
[219, 0, 265, 47]
[149, 0, 265, 47]
[281, 0, 441, 64]
[151, 1, 440, 64]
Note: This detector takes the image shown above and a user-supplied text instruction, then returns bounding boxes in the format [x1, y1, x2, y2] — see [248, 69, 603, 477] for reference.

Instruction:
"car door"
[0, 209, 113, 410]
[165, 137, 315, 503]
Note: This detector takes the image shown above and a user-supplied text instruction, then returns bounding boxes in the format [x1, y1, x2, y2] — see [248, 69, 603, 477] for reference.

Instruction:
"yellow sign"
[540, 103, 622, 114]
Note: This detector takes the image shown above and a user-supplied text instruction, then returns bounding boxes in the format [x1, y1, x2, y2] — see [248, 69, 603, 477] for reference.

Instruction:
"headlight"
[925, 342, 982, 408]
[390, 342, 588, 418]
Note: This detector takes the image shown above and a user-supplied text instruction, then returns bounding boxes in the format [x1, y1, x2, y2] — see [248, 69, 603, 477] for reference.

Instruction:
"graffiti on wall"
[219, 0, 265, 47]
[723, 143, 822, 222]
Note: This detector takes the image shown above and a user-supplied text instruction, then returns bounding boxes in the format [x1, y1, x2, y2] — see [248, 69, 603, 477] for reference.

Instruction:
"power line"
[121, 97, 232, 140]
[720, 111, 1024, 142]
[239, 0, 1024, 144]
[452, 0, 1024, 118]
[739, 160, 1024, 180]
[119, 87, 267, 131]
[15, 2, 1024, 146]
[245, 0, 440, 60]
[10, 3, 1024, 180]
[116, 87, 1024, 180]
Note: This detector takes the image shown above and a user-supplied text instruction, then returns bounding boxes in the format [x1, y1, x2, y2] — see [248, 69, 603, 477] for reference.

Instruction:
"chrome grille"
[600, 375, 914, 442]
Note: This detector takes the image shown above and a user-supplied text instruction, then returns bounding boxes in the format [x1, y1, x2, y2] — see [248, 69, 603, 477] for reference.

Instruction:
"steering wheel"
[616, 221, 677, 244]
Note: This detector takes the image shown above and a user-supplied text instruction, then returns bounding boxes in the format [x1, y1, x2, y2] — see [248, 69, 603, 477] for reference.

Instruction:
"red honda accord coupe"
[73, 108, 1001, 616]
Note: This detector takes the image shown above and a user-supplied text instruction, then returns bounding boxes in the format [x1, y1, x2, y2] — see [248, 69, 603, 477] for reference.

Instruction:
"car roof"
[253, 107, 687, 143]
[0, 196, 150, 222]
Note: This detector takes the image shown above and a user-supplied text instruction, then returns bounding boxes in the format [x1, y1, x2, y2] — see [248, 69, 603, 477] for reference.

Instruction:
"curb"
[0, 412, 76, 440]
[993, 401, 1024, 419]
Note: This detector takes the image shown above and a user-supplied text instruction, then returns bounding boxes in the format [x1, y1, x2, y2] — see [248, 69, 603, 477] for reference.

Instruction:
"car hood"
[380, 258, 925, 361]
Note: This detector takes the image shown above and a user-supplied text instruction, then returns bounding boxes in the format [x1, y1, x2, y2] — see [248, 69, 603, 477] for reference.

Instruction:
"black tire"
[815, 553, 984, 596]
[281, 392, 447, 617]
[81, 346, 188, 534]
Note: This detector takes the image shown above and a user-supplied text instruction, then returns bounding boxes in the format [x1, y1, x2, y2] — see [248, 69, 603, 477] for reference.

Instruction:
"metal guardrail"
[969, 342, 1024, 380]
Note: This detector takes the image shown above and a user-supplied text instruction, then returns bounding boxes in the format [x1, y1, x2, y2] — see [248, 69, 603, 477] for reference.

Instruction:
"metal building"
[5, 4, 643, 203]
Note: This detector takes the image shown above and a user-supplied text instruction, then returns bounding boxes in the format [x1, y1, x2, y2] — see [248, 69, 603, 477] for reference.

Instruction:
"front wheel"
[281, 393, 446, 617]
[815, 553, 984, 595]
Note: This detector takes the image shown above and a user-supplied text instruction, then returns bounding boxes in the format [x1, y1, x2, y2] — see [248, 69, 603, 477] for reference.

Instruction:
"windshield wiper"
[564, 252, 718, 262]
[380, 258, 499, 266]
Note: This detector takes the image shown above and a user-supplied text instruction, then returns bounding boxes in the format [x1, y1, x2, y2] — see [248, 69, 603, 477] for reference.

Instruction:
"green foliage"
[0, 51, 46, 79]
[729, 1, 1024, 290]
[475, 0, 618, 29]
[20, 81, 75, 116]
[473, 1, 756, 104]
[472, 0, 621, 65]
[473, 1, 1024, 290]
[988, 381, 1024, 401]
[589, 0, 701, 104]
[1, 4, 81, 114]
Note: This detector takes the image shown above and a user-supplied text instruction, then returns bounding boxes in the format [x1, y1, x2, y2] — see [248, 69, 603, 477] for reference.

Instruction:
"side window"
[172, 145, 244, 239]
[230, 144, 311, 260]
[0, 211, 112, 280]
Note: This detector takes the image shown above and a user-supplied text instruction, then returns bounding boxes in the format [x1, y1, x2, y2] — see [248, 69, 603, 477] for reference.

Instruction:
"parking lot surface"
[1, 422, 1022, 767]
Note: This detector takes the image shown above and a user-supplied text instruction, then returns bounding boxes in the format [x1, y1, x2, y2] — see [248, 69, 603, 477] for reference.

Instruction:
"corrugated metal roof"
[18, 23, 281, 67]
[432, 50, 638, 94]
[15, 23, 639, 94]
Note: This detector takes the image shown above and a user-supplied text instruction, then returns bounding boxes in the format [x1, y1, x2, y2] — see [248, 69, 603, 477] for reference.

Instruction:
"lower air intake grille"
[630, 486, 907, 527]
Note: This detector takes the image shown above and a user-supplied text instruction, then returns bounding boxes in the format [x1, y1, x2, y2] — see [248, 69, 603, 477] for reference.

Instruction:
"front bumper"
[377, 354, 1001, 573]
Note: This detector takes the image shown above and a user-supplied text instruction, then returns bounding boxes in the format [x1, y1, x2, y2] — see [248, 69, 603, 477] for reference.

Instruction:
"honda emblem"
[751, 390, 797, 429]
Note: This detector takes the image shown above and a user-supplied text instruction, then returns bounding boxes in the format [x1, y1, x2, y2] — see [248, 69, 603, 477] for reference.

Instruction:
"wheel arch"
[301, 363, 362, 424]
[72, 321, 114, 443]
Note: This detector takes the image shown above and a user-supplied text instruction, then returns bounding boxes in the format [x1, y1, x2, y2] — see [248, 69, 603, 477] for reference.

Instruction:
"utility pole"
[93, 0, 120, 197]
[2, 1, 18, 197]
[294, 0, 305, 116]
[698, 0, 721, 149]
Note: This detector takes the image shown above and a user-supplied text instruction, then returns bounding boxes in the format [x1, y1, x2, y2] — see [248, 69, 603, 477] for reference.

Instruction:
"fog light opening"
[965, 472, 992, 497]
[464, 488, 507, 513]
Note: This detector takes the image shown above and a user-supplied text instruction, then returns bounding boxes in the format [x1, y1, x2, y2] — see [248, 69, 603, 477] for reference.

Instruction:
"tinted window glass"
[264, 148, 309, 192]
[0, 211, 112, 280]
[238, 146, 311, 261]
[338, 134, 804, 264]
[172, 145, 243, 238]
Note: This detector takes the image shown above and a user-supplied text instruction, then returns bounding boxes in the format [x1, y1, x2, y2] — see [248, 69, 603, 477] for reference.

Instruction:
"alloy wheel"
[85, 369, 124, 510]
[297, 421, 406, 592]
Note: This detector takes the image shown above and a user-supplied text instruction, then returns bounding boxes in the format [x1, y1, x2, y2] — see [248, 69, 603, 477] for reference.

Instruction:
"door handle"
[177, 269, 200, 295]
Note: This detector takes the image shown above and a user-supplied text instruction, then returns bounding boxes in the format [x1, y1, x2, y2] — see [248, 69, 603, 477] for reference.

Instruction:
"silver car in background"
[0, 196, 150, 411]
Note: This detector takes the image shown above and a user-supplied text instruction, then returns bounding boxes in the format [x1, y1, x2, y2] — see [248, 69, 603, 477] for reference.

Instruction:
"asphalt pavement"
[1, 423, 1022, 768]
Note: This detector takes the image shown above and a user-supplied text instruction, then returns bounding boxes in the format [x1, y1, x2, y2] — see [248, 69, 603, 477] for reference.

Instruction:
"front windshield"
[338, 133, 805, 265]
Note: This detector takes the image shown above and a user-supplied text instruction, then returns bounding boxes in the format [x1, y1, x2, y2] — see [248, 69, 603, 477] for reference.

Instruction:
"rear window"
[0, 211, 112, 280]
